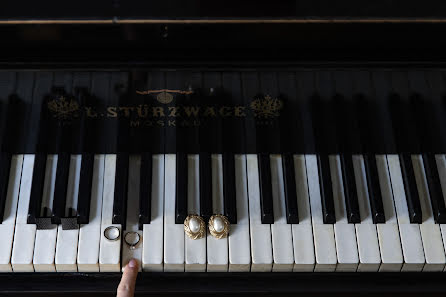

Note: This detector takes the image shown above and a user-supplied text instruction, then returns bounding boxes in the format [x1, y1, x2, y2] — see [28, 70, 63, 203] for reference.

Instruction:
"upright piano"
[2, 1, 446, 295]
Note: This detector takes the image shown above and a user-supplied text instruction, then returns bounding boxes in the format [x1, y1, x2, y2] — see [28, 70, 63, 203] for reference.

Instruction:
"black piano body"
[2, 1, 446, 296]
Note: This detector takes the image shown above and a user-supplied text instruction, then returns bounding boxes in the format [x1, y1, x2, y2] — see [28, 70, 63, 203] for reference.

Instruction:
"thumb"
[117, 259, 139, 297]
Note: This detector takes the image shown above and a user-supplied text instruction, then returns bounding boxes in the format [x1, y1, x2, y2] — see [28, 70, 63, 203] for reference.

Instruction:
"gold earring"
[208, 214, 230, 239]
[184, 214, 206, 240]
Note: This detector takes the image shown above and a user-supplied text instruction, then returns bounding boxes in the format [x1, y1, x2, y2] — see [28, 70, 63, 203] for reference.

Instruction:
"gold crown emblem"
[47, 95, 79, 120]
[157, 92, 174, 104]
[250, 95, 283, 118]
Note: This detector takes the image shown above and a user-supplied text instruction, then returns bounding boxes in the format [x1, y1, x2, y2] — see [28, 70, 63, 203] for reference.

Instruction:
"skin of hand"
[117, 259, 139, 297]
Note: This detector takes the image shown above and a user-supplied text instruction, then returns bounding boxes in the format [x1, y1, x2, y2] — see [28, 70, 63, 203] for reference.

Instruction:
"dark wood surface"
[2, 22, 446, 68]
[2, 0, 446, 21]
[1, 272, 446, 296]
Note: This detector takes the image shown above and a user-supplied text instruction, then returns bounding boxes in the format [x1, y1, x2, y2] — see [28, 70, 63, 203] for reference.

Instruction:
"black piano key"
[112, 152, 129, 228]
[399, 153, 422, 224]
[0, 152, 11, 223]
[258, 153, 274, 224]
[199, 152, 212, 222]
[27, 153, 47, 224]
[175, 152, 188, 224]
[282, 153, 299, 224]
[52, 152, 70, 224]
[317, 154, 336, 224]
[422, 154, 446, 224]
[77, 153, 94, 224]
[139, 152, 152, 229]
[223, 152, 237, 224]
[339, 154, 361, 224]
[363, 154, 386, 224]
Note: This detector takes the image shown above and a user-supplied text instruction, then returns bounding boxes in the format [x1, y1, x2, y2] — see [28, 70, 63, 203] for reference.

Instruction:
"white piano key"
[330, 155, 359, 272]
[375, 155, 403, 272]
[247, 154, 272, 272]
[122, 155, 142, 272]
[11, 154, 36, 272]
[270, 155, 294, 272]
[142, 154, 164, 272]
[305, 154, 337, 272]
[292, 155, 315, 272]
[412, 155, 445, 272]
[184, 154, 206, 272]
[434, 154, 446, 272]
[164, 154, 184, 272]
[78, 154, 105, 272]
[0, 155, 23, 272]
[387, 154, 425, 272]
[353, 155, 381, 272]
[99, 154, 121, 272]
[33, 154, 58, 272]
[55, 154, 81, 272]
[228, 154, 251, 272]
[207, 154, 229, 272]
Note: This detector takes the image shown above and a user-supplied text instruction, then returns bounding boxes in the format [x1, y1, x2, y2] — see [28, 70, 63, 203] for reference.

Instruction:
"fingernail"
[128, 259, 137, 268]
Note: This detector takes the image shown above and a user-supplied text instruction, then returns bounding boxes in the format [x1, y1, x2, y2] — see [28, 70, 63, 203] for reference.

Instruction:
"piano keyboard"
[2, 152, 446, 272]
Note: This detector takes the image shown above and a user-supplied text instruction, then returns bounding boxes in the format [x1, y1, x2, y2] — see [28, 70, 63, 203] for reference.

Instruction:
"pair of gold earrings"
[184, 214, 230, 240]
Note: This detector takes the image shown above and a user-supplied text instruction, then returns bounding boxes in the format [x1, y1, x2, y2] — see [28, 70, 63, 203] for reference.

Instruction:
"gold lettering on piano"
[203, 107, 216, 117]
[85, 107, 98, 118]
[136, 105, 148, 118]
[234, 106, 246, 117]
[152, 107, 165, 117]
[130, 121, 140, 127]
[118, 106, 134, 117]
[219, 106, 231, 117]
[45, 90, 284, 129]
[107, 106, 118, 117]
[183, 106, 200, 117]
[168, 107, 179, 117]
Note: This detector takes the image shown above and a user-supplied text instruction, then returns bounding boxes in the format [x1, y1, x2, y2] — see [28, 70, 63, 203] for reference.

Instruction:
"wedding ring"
[208, 214, 230, 239]
[104, 226, 120, 241]
[184, 214, 206, 240]
[124, 232, 141, 250]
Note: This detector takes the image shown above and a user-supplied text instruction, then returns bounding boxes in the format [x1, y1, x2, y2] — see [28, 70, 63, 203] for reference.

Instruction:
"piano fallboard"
[0, 68, 445, 155]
